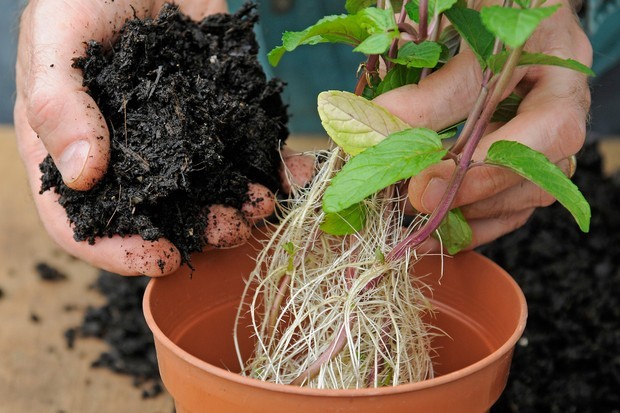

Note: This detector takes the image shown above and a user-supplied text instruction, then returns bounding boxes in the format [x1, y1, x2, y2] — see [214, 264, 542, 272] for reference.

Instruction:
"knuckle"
[26, 86, 63, 134]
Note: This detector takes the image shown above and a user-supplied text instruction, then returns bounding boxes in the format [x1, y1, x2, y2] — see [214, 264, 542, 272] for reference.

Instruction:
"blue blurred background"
[0, 0, 618, 135]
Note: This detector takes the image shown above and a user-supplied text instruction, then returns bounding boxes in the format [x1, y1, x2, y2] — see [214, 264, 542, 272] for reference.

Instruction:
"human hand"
[373, 0, 592, 250]
[14, 0, 313, 276]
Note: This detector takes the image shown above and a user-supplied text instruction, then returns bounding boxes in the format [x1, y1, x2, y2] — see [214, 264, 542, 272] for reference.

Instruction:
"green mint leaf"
[492, 93, 523, 123]
[434, 208, 472, 254]
[488, 51, 595, 76]
[480, 5, 560, 49]
[438, 25, 461, 61]
[513, 0, 532, 8]
[346, 0, 375, 13]
[317, 91, 410, 156]
[405, 0, 459, 23]
[323, 128, 447, 213]
[320, 202, 368, 235]
[346, 0, 404, 13]
[485, 140, 591, 232]
[268, 8, 398, 66]
[444, 5, 495, 67]
[390, 41, 443, 68]
[354, 32, 394, 54]
[375, 65, 422, 96]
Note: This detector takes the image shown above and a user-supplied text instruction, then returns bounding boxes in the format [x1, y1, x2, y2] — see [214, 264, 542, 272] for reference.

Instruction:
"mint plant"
[234, 0, 593, 389]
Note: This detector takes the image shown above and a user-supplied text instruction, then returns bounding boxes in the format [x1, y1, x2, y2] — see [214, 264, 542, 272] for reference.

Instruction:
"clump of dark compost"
[40, 3, 288, 263]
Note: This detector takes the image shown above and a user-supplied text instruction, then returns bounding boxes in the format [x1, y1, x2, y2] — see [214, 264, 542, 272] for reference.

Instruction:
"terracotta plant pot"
[143, 238, 527, 413]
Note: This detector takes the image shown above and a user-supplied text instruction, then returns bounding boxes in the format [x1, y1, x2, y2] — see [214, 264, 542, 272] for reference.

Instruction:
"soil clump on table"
[40, 3, 288, 264]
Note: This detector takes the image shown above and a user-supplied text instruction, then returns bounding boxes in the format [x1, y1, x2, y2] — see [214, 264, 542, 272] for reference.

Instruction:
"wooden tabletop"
[0, 124, 618, 412]
[0, 126, 331, 413]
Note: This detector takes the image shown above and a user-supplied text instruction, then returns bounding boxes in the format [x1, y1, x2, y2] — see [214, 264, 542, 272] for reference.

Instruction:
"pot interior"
[146, 239, 526, 380]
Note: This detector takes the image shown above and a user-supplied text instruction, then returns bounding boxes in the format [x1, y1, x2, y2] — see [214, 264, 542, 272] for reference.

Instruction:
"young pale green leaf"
[375, 64, 422, 96]
[320, 202, 368, 235]
[480, 5, 560, 49]
[268, 8, 398, 66]
[323, 128, 447, 213]
[354, 32, 394, 54]
[390, 41, 443, 68]
[434, 208, 473, 255]
[485, 140, 591, 232]
[444, 5, 495, 67]
[488, 51, 595, 76]
[405, 0, 459, 23]
[491, 93, 523, 123]
[317, 91, 410, 156]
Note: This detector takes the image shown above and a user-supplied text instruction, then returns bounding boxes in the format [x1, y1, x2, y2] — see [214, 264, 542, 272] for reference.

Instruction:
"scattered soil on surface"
[40, 3, 288, 264]
[65, 272, 162, 398]
[67, 142, 619, 409]
[35, 262, 68, 282]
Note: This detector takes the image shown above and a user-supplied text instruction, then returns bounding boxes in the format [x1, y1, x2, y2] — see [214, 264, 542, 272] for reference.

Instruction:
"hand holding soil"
[373, 0, 592, 249]
[14, 1, 311, 276]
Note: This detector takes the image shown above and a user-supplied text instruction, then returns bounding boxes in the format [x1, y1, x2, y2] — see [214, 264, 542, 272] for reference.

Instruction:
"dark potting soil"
[65, 272, 163, 398]
[484, 142, 620, 413]
[67, 142, 620, 409]
[39, 3, 288, 264]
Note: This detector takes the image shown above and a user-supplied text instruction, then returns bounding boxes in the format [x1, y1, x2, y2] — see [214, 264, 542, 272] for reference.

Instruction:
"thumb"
[17, 1, 134, 190]
[372, 49, 484, 131]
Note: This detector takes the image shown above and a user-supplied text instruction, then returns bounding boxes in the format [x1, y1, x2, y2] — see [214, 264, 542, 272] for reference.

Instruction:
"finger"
[279, 146, 316, 194]
[241, 183, 275, 223]
[460, 178, 556, 221]
[409, 62, 589, 214]
[372, 49, 482, 130]
[161, 0, 228, 19]
[205, 205, 252, 248]
[16, 1, 146, 190]
[466, 208, 536, 250]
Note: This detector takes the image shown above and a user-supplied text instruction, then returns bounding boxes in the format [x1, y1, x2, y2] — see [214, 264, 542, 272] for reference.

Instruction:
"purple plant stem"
[388, 45, 525, 261]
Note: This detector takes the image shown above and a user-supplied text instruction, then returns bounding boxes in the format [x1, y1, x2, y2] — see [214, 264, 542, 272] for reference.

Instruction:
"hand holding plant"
[237, 0, 593, 389]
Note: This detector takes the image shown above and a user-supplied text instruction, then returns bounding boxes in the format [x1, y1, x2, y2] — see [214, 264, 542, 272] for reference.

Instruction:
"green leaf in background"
[438, 25, 461, 61]
[345, 0, 375, 13]
[323, 128, 447, 213]
[317, 91, 410, 156]
[346, 0, 405, 13]
[354, 32, 395, 54]
[480, 5, 560, 49]
[390, 41, 443, 68]
[405, 0, 458, 23]
[488, 51, 595, 76]
[444, 5, 495, 67]
[375, 64, 422, 96]
[485, 140, 591, 232]
[267, 8, 398, 66]
[434, 208, 472, 254]
[320, 202, 368, 235]
[491, 93, 523, 123]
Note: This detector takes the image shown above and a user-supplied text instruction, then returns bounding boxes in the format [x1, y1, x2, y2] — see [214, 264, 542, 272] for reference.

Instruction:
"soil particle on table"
[39, 3, 288, 264]
[35, 262, 68, 282]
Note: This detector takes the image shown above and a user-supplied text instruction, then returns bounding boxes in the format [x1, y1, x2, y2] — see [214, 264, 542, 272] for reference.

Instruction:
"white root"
[234, 147, 440, 389]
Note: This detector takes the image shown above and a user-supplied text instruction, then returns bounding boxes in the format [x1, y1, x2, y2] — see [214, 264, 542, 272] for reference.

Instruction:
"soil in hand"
[40, 3, 288, 264]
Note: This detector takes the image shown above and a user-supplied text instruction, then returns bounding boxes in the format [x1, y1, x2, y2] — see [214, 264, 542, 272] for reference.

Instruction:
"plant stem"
[388, 44, 525, 261]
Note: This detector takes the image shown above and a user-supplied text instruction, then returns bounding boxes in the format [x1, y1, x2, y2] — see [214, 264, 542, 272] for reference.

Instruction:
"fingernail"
[58, 140, 90, 184]
[421, 178, 447, 212]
